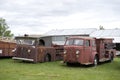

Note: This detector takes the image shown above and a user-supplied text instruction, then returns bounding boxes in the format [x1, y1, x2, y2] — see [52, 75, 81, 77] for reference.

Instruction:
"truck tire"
[66, 62, 72, 66]
[109, 53, 114, 62]
[44, 54, 51, 62]
[93, 56, 98, 67]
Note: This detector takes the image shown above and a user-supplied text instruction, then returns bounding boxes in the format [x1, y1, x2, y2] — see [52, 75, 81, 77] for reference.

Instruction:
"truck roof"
[67, 36, 114, 40]
[96, 37, 114, 40]
[67, 36, 95, 40]
[15, 35, 50, 39]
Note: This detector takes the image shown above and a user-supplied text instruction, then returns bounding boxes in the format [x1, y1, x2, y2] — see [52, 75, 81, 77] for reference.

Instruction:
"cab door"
[83, 39, 92, 63]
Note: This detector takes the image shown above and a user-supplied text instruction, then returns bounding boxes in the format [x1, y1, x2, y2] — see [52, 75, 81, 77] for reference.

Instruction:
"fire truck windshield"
[16, 39, 36, 45]
[65, 39, 84, 46]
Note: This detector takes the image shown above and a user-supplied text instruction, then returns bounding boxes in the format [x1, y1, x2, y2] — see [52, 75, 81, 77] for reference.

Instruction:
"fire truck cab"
[63, 36, 115, 66]
[12, 35, 63, 63]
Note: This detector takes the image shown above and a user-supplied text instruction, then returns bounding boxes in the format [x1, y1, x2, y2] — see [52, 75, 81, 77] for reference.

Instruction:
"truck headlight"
[28, 49, 31, 53]
[64, 50, 67, 54]
[76, 50, 80, 55]
[32, 46, 35, 48]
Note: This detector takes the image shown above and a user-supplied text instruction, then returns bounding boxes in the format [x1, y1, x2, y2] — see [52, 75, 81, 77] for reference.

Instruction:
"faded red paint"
[63, 36, 115, 65]
[13, 36, 63, 63]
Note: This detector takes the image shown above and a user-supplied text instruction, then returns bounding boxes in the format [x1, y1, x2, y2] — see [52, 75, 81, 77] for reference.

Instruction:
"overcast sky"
[0, 0, 120, 35]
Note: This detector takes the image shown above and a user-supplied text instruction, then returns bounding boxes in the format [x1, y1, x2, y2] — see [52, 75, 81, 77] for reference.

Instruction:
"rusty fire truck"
[63, 36, 116, 66]
[0, 38, 16, 57]
[12, 35, 63, 63]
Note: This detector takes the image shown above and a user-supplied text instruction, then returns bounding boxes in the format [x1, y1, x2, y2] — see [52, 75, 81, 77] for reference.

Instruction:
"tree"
[99, 25, 104, 30]
[0, 18, 14, 37]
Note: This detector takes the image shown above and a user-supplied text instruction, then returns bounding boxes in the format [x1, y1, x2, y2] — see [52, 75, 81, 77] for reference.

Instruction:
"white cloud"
[42, 11, 120, 29]
[0, 0, 120, 36]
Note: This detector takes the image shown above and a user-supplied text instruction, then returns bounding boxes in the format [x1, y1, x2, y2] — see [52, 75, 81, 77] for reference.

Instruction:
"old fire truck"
[0, 38, 16, 57]
[63, 36, 116, 66]
[12, 35, 63, 63]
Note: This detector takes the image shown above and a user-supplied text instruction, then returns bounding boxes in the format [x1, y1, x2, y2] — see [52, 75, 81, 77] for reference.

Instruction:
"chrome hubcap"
[94, 58, 97, 66]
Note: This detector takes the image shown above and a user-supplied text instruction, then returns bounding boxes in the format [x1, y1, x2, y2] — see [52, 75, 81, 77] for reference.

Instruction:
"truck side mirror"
[104, 43, 107, 49]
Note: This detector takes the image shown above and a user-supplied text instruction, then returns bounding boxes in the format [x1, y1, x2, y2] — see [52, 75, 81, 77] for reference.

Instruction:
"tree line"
[0, 18, 13, 38]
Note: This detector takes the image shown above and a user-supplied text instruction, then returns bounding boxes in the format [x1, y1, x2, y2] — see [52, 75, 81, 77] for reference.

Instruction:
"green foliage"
[0, 58, 120, 80]
[99, 25, 104, 30]
[0, 18, 14, 37]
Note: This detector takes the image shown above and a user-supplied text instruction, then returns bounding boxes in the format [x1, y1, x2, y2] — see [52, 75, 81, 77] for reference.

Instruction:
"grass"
[0, 58, 120, 80]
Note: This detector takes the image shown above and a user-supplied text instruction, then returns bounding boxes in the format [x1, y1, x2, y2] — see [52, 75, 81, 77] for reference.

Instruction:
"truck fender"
[90, 52, 98, 63]
[44, 53, 51, 62]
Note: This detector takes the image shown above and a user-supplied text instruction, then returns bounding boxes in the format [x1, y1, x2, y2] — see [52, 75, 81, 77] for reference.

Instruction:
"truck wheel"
[93, 56, 98, 67]
[44, 54, 51, 62]
[66, 62, 72, 66]
[109, 53, 114, 62]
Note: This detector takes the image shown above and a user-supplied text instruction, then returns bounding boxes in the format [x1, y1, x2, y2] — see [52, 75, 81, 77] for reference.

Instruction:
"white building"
[44, 28, 97, 45]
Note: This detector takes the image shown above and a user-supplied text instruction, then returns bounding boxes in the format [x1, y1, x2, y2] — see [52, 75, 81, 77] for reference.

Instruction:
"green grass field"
[0, 58, 120, 80]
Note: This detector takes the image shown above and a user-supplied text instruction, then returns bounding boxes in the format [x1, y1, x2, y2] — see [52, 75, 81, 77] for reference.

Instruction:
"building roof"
[44, 28, 97, 36]
[90, 29, 120, 37]
[90, 29, 120, 43]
